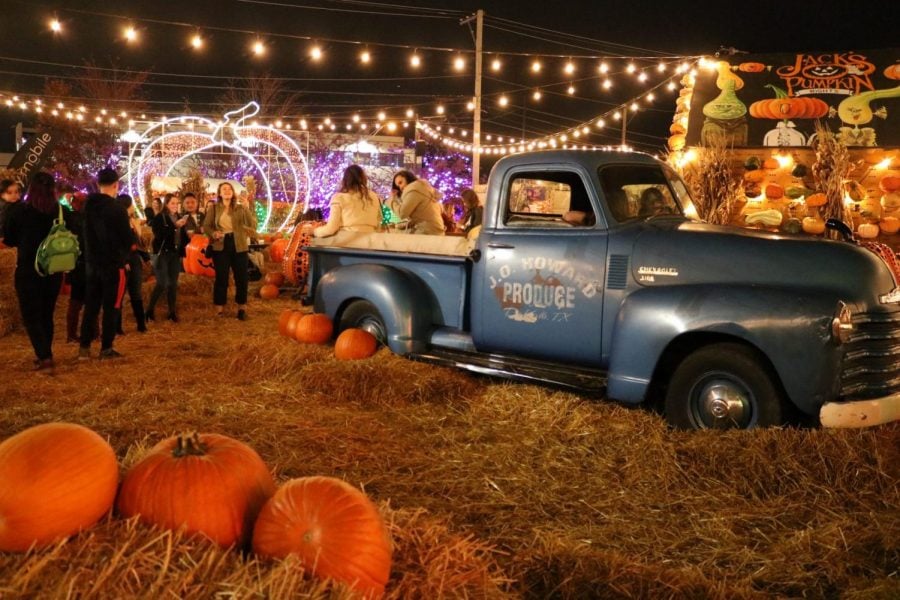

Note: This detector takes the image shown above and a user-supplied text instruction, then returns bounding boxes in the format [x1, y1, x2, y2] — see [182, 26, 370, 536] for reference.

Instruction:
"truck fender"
[313, 263, 436, 355]
[606, 285, 844, 415]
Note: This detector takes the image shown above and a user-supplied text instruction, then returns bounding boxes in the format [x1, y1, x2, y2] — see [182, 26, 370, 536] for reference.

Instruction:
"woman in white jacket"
[392, 170, 445, 235]
[314, 165, 382, 237]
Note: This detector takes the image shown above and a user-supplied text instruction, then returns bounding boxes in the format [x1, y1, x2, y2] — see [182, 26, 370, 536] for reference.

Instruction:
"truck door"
[471, 167, 608, 367]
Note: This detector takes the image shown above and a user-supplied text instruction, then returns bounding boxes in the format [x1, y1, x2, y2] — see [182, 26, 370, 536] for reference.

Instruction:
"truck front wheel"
[338, 300, 387, 346]
[664, 343, 789, 430]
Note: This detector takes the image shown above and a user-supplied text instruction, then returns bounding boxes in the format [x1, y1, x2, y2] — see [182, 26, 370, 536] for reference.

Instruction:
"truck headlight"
[831, 302, 853, 345]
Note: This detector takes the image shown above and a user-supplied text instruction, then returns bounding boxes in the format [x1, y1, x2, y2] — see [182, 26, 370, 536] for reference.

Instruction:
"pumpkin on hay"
[295, 313, 333, 344]
[259, 284, 280, 300]
[117, 433, 276, 549]
[252, 476, 392, 599]
[284, 311, 306, 340]
[335, 328, 378, 360]
[264, 271, 285, 287]
[0, 422, 119, 552]
[278, 309, 300, 337]
[269, 238, 288, 263]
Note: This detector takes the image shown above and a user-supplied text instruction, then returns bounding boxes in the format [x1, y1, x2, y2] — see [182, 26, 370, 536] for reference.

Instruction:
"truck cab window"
[505, 171, 596, 228]
[599, 165, 684, 223]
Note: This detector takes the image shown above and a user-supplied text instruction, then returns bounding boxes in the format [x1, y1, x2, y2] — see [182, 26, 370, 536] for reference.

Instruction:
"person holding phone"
[202, 182, 257, 320]
[146, 193, 188, 322]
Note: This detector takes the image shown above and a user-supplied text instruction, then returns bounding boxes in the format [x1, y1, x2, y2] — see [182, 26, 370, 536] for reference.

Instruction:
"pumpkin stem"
[764, 84, 789, 99]
[172, 433, 207, 457]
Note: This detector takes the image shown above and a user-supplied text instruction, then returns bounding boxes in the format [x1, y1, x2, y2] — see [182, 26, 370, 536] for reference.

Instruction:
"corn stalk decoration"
[681, 137, 740, 225]
[178, 169, 206, 201]
[811, 121, 852, 236]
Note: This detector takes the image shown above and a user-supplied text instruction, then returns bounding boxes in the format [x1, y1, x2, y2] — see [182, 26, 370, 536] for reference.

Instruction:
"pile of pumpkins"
[279, 310, 378, 361]
[0, 422, 391, 598]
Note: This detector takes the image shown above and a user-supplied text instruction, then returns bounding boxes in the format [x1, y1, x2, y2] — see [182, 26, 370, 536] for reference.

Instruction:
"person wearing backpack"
[2, 172, 73, 372]
[78, 167, 133, 360]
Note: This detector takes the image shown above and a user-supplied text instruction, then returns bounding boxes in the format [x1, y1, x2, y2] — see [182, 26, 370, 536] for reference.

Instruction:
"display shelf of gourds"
[279, 310, 378, 361]
[0, 422, 392, 598]
[740, 152, 900, 238]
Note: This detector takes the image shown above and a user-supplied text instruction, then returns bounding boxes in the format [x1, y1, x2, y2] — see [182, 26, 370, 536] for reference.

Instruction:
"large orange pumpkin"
[285, 311, 305, 340]
[264, 272, 285, 287]
[749, 85, 829, 120]
[295, 313, 334, 344]
[252, 477, 392, 598]
[0, 422, 119, 552]
[269, 238, 288, 263]
[334, 328, 377, 360]
[259, 284, 280, 300]
[117, 433, 275, 549]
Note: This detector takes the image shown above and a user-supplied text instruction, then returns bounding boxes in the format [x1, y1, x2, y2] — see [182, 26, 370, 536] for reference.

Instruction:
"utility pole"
[462, 10, 484, 188]
[620, 110, 627, 148]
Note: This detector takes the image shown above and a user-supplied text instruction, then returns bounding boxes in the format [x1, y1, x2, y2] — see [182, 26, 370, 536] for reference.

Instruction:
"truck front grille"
[840, 310, 900, 399]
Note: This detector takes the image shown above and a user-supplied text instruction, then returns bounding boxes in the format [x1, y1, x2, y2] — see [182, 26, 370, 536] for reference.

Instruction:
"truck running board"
[409, 348, 608, 394]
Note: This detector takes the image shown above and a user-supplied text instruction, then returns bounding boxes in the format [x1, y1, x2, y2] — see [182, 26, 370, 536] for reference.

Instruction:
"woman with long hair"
[146, 193, 188, 322]
[1, 172, 71, 372]
[460, 188, 483, 235]
[392, 169, 445, 235]
[313, 164, 381, 237]
[202, 182, 257, 320]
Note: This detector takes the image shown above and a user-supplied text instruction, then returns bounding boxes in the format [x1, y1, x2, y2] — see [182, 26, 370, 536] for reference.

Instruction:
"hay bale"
[0, 250, 21, 337]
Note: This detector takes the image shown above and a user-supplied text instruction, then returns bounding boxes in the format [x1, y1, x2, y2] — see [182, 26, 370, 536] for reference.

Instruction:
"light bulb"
[252, 41, 265, 56]
[498, 95, 509, 107]
[603, 79, 612, 89]
[310, 46, 323, 60]
[360, 50, 371, 63]
[626, 63, 636, 73]
[191, 34, 203, 49]
[436, 104, 445, 114]
[532, 90, 542, 100]
[567, 85, 575, 95]
[405, 108, 414, 118]
[410, 53, 421, 68]
[124, 26, 137, 42]
[564, 62, 575, 75]
[454, 56, 465, 71]
[50, 19, 62, 33]
[491, 58, 501, 71]
[531, 60, 541, 73]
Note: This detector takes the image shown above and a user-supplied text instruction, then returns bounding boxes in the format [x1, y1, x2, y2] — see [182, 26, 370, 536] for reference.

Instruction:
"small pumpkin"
[844, 180, 866, 202]
[117, 433, 276, 549]
[743, 169, 766, 183]
[882, 193, 900, 212]
[269, 238, 289, 263]
[884, 63, 900, 81]
[335, 328, 378, 361]
[880, 175, 900, 193]
[738, 62, 766, 73]
[252, 477, 392, 598]
[667, 134, 686, 151]
[0, 423, 119, 552]
[743, 182, 762, 198]
[285, 311, 306, 340]
[264, 272, 285, 287]
[669, 122, 686, 135]
[805, 193, 828, 207]
[880, 216, 900, 234]
[295, 313, 334, 344]
[802, 217, 826, 235]
[762, 157, 780, 170]
[782, 218, 803, 234]
[259, 284, 280, 300]
[765, 184, 784, 200]
[858, 223, 880, 238]
[278, 309, 299, 337]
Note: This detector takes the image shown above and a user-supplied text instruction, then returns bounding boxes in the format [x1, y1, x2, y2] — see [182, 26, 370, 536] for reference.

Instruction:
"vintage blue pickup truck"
[304, 150, 900, 430]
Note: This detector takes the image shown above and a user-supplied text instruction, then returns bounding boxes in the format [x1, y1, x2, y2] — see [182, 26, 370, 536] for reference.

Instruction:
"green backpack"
[34, 203, 80, 276]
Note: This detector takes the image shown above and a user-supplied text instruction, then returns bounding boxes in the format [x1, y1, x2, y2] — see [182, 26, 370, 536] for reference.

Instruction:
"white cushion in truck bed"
[309, 231, 475, 257]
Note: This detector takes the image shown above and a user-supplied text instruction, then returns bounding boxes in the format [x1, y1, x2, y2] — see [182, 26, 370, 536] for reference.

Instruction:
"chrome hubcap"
[357, 318, 386, 345]
[693, 377, 753, 429]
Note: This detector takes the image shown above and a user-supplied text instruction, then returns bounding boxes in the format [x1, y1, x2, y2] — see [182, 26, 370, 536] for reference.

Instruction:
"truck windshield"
[598, 165, 685, 223]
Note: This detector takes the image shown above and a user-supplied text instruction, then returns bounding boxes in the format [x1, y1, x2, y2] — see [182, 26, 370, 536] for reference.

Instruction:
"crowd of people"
[0, 163, 482, 374]
[1, 169, 257, 373]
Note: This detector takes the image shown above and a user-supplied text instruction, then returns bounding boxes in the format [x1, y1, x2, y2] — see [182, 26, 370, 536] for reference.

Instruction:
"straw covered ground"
[0, 250, 898, 599]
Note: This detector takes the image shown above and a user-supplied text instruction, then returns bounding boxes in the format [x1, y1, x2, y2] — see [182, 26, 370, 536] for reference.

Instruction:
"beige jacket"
[395, 179, 445, 235]
[202, 203, 257, 252]
[314, 190, 382, 237]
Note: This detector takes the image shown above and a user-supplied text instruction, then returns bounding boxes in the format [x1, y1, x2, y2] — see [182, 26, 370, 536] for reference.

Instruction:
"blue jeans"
[148, 251, 182, 314]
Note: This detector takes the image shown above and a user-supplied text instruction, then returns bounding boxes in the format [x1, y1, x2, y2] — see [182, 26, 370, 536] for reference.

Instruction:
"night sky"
[0, 0, 897, 154]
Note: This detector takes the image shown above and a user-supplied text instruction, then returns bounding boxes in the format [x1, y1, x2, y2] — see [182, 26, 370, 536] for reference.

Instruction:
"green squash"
[782, 218, 803, 234]
[744, 156, 762, 171]
[791, 163, 808, 178]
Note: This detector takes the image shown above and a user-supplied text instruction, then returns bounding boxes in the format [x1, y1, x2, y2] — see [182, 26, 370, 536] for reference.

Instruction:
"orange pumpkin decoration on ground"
[269, 238, 288, 263]
[881, 176, 900, 193]
[749, 85, 829, 120]
[278, 309, 299, 337]
[259, 284, 280, 300]
[858, 223, 880, 239]
[253, 477, 392, 598]
[183, 236, 216, 277]
[0, 422, 119, 552]
[295, 313, 334, 344]
[334, 328, 378, 360]
[264, 272, 285, 287]
[802, 217, 826, 235]
[285, 311, 305, 340]
[117, 433, 275, 549]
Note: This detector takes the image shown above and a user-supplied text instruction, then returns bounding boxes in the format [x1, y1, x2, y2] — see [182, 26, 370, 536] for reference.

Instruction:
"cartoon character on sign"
[833, 85, 900, 146]
[700, 62, 749, 147]
[125, 102, 310, 232]
[748, 85, 829, 147]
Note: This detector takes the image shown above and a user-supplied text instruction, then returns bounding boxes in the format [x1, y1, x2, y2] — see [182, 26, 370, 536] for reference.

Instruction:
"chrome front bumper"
[819, 392, 900, 428]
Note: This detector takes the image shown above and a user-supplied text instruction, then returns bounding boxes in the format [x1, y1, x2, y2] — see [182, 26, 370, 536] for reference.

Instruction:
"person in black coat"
[2, 172, 72, 372]
[0, 178, 22, 240]
[79, 167, 133, 360]
[146, 193, 188, 322]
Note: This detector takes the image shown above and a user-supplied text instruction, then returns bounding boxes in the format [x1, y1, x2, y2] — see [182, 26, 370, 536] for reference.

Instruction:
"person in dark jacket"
[460, 188, 483, 235]
[146, 193, 188, 322]
[0, 178, 22, 241]
[115, 194, 147, 333]
[2, 172, 71, 372]
[79, 167, 133, 360]
[180, 192, 205, 239]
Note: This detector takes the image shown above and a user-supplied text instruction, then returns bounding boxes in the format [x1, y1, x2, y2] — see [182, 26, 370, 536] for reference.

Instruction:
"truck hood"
[630, 220, 899, 308]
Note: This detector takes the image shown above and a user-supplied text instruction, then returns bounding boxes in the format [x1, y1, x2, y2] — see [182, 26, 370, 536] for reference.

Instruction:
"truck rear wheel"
[664, 343, 789, 430]
[338, 300, 387, 346]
